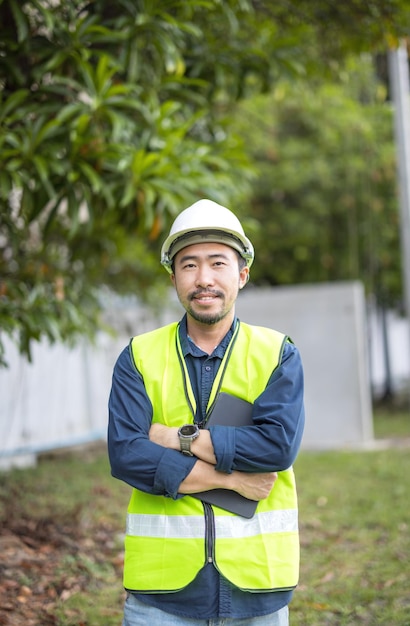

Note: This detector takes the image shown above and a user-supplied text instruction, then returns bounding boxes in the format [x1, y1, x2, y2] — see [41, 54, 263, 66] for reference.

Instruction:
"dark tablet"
[191, 393, 259, 518]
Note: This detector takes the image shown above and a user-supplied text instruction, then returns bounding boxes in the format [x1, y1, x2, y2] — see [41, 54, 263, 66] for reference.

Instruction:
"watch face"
[180, 424, 197, 436]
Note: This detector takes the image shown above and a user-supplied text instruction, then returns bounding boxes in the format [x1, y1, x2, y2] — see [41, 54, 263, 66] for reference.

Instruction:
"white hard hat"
[160, 199, 254, 273]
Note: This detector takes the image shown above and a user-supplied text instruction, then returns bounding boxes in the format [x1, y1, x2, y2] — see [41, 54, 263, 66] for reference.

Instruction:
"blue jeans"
[122, 594, 289, 626]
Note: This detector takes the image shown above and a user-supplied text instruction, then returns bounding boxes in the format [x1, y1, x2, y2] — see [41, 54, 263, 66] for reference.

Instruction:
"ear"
[239, 266, 249, 289]
[170, 273, 176, 286]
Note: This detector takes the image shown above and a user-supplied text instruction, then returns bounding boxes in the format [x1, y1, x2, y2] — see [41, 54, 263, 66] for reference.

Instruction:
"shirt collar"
[178, 314, 237, 358]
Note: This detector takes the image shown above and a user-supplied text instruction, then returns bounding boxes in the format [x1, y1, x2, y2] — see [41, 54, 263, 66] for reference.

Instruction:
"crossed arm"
[149, 423, 277, 501]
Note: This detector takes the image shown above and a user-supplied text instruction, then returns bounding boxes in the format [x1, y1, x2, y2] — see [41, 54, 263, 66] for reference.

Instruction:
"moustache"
[189, 289, 224, 301]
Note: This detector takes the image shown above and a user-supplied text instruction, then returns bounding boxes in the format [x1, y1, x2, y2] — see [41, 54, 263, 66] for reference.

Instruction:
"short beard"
[183, 289, 229, 325]
[186, 306, 228, 325]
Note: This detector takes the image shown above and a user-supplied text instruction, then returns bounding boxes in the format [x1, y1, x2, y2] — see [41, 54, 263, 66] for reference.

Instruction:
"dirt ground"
[0, 511, 123, 625]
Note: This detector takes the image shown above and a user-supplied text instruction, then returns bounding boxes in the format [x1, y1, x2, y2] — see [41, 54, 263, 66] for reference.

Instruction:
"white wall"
[0, 335, 112, 469]
[0, 298, 180, 470]
[236, 282, 374, 449]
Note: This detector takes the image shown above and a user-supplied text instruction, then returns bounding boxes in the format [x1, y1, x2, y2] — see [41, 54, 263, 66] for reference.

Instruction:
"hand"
[149, 423, 179, 450]
[231, 471, 278, 501]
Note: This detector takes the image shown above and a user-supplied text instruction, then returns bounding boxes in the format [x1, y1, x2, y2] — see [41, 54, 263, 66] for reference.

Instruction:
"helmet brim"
[161, 228, 254, 273]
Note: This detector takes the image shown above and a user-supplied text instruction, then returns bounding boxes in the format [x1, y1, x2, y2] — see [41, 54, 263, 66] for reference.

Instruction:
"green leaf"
[32, 155, 55, 198]
[78, 161, 103, 192]
[0, 89, 30, 122]
[9, 0, 29, 42]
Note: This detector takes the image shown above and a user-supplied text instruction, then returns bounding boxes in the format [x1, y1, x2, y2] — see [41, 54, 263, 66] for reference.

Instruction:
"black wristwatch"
[177, 424, 200, 456]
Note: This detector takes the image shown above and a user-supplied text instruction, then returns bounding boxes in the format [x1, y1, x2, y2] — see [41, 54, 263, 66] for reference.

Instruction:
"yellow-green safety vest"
[124, 320, 300, 593]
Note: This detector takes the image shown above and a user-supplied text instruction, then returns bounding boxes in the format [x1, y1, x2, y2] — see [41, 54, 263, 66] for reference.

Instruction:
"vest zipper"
[204, 502, 215, 563]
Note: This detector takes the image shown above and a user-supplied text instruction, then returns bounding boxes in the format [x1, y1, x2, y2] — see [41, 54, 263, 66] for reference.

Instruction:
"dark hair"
[236, 252, 247, 270]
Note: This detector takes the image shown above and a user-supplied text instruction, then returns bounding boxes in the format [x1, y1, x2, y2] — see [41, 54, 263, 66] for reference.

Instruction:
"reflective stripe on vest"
[126, 508, 298, 539]
[124, 320, 300, 592]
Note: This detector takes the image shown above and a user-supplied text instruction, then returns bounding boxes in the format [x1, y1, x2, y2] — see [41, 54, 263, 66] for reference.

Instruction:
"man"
[108, 199, 305, 626]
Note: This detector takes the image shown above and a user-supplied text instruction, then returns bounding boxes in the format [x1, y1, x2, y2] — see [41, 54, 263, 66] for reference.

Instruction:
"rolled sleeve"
[209, 425, 236, 473]
[153, 449, 197, 499]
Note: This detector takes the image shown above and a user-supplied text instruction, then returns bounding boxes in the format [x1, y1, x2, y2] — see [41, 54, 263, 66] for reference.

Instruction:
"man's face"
[171, 242, 249, 326]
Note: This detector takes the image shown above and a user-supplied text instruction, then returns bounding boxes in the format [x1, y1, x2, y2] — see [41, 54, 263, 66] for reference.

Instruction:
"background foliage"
[1, 0, 410, 364]
[235, 57, 402, 304]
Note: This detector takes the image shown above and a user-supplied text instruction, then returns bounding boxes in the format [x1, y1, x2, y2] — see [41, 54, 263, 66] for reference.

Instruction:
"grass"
[373, 403, 410, 439]
[293, 450, 410, 624]
[1, 408, 410, 625]
[291, 405, 410, 625]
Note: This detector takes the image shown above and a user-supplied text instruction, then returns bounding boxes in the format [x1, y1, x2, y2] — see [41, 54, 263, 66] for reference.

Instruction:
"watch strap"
[180, 438, 194, 456]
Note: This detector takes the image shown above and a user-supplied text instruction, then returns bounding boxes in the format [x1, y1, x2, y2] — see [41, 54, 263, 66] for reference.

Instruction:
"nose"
[195, 264, 214, 288]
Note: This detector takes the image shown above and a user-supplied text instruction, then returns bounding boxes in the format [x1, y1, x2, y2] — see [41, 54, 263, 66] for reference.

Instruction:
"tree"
[0, 0, 283, 364]
[1, 0, 410, 365]
[234, 56, 402, 305]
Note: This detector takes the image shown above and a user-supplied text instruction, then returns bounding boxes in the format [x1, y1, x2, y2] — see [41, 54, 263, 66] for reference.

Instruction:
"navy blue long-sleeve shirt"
[108, 315, 305, 619]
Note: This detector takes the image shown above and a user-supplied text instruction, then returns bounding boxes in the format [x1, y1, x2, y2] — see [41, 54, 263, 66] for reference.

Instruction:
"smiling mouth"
[195, 295, 216, 300]
[190, 290, 222, 302]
